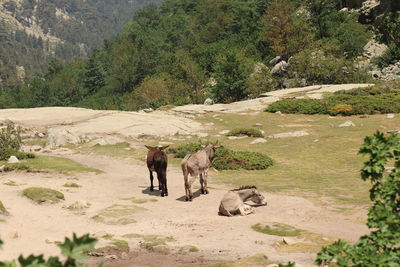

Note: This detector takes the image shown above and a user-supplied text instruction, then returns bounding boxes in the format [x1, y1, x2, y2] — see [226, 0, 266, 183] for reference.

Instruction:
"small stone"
[104, 255, 118, 260]
[275, 111, 282, 114]
[386, 114, 395, 119]
[38, 132, 45, 138]
[219, 130, 230, 135]
[31, 145, 42, 152]
[253, 123, 263, 127]
[339, 121, 355, 127]
[195, 132, 208, 138]
[204, 98, 214, 105]
[250, 138, 267, 145]
[7, 156, 20, 164]
[67, 200, 90, 210]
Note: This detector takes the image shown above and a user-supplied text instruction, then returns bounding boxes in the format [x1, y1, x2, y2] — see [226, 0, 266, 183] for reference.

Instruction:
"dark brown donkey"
[145, 145, 169, 197]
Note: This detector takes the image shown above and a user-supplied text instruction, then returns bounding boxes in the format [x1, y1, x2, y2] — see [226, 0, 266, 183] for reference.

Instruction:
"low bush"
[168, 143, 273, 171]
[226, 128, 264, 138]
[22, 187, 65, 204]
[213, 148, 273, 170]
[166, 140, 219, 158]
[0, 123, 25, 160]
[0, 233, 99, 266]
[266, 91, 400, 116]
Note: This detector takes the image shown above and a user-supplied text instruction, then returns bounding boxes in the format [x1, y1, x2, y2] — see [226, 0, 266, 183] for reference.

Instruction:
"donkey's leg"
[149, 170, 154, 191]
[188, 175, 196, 201]
[183, 171, 190, 201]
[164, 171, 168, 196]
[243, 204, 255, 214]
[203, 169, 209, 194]
[157, 171, 165, 197]
[199, 173, 205, 194]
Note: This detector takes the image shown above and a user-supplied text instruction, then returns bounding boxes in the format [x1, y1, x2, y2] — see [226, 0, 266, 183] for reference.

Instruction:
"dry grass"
[91, 204, 146, 225]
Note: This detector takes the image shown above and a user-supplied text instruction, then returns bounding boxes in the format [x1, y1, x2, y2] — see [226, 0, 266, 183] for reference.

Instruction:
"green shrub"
[0, 234, 99, 266]
[266, 93, 400, 116]
[226, 128, 264, 138]
[166, 140, 219, 158]
[22, 187, 65, 204]
[168, 143, 273, 170]
[0, 123, 23, 160]
[316, 132, 400, 266]
[213, 148, 273, 170]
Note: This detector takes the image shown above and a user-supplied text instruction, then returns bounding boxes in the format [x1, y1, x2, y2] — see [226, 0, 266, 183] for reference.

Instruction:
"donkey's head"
[201, 144, 222, 162]
[250, 188, 267, 206]
[145, 145, 169, 152]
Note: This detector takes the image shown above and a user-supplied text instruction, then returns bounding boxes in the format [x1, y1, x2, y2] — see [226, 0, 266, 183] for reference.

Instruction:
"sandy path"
[0, 152, 368, 266]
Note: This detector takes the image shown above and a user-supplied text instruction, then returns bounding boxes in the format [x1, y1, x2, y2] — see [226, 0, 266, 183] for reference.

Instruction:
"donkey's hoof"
[150, 188, 154, 192]
[201, 189, 205, 194]
[161, 194, 165, 197]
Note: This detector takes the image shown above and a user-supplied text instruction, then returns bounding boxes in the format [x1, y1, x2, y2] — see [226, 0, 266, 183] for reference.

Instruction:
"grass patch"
[3, 156, 102, 174]
[266, 88, 400, 116]
[253, 222, 337, 253]
[24, 138, 46, 146]
[110, 239, 129, 252]
[120, 197, 158, 204]
[0, 201, 9, 215]
[168, 143, 273, 170]
[226, 128, 263, 137]
[79, 142, 136, 158]
[22, 187, 65, 204]
[91, 204, 146, 225]
[63, 182, 80, 188]
[210, 254, 271, 267]
[122, 233, 175, 250]
[3, 180, 18, 186]
[252, 222, 303, 237]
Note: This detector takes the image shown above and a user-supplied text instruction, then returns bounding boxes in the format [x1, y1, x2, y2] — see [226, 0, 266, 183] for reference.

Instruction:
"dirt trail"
[0, 152, 368, 266]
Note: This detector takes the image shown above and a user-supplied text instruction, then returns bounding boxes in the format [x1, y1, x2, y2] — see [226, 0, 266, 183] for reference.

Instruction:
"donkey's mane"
[232, 185, 257, 191]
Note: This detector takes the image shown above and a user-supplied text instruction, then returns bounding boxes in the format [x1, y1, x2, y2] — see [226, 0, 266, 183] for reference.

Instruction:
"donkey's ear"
[144, 145, 154, 150]
[160, 145, 169, 150]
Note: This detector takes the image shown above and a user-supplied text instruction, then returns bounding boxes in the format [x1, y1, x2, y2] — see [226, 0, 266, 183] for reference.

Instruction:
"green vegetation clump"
[168, 143, 273, 170]
[0, 201, 9, 216]
[213, 148, 273, 170]
[0, 123, 33, 161]
[22, 187, 65, 204]
[0, 234, 99, 266]
[91, 204, 146, 225]
[316, 132, 400, 266]
[266, 88, 400, 116]
[63, 182, 81, 188]
[167, 141, 219, 158]
[4, 156, 102, 174]
[252, 223, 303, 237]
[226, 128, 264, 138]
[110, 239, 130, 252]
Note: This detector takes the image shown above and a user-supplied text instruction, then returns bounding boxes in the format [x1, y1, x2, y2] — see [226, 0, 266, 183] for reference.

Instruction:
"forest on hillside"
[0, 0, 161, 86]
[0, 0, 399, 110]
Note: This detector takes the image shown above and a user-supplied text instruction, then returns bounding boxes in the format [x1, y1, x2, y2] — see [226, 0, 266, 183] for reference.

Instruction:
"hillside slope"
[0, 0, 161, 86]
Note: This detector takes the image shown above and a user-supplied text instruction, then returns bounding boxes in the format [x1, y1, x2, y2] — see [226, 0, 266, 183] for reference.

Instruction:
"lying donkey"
[218, 186, 267, 216]
[145, 145, 168, 197]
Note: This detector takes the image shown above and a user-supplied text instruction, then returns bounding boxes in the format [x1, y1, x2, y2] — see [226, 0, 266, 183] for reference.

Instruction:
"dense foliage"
[226, 128, 264, 138]
[316, 132, 400, 266]
[266, 86, 400, 116]
[0, 0, 161, 87]
[0, 0, 373, 109]
[0, 234, 101, 267]
[168, 141, 273, 170]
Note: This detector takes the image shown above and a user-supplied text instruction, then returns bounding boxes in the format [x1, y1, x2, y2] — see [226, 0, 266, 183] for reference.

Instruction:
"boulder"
[386, 114, 395, 119]
[339, 121, 356, 127]
[46, 128, 81, 149]
[269, 56, 282, 66]
[250, 138, 267, 144]
[268, 131, 309, 138]
[30, 145, 42, 152]
[359, 0, 380, 23]
[219, 130, 230, 135]
[204, 98, 214, 105]
[7, 156, 20, 164]
[271, 61, 290, 76]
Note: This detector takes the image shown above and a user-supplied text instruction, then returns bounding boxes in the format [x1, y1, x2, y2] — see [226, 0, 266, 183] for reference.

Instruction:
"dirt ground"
[0, 150, 368, 267]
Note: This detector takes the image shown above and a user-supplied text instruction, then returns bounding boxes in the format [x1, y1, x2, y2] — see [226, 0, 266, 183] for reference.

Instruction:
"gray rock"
[46, 128, 81, 149]
[386, 114, 395, 119]
[142, 108, 154, 113]
[31, 145, 42, 152]
[219, 130, 230, 135]
[269, 56, 282, 66]
[204, 98, 214, 105]
[253, 123, 263, 127]
[250, 138, 267, 144]
[37, 132, 46, 138]
[271, 61, 290, 76]
[89, 136, 125, 146]
[268, 131, 309, 138]
[195, 132, 209, 138]
[7, 156, 20, 164]
[339, 121, 355, 127]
